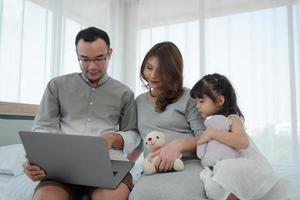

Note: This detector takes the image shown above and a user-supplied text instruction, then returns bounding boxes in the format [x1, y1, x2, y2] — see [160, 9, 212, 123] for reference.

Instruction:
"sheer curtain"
[1, 0, 299, 186]
[0, 0, 120, 104]
[123, 0, 300, 189]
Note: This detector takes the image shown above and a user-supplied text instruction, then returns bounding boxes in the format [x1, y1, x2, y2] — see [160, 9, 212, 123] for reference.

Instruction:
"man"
[23, 27, 140, 200]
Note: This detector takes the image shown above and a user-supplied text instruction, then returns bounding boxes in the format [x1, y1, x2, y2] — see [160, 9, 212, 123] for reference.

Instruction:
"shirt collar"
[80, 72, 109, 88]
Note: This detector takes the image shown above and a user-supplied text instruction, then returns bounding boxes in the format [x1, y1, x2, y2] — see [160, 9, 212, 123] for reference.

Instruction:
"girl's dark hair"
[75, 27, 110, 48]
[141, 41, 183, 112]
[190, 73, 244, 119]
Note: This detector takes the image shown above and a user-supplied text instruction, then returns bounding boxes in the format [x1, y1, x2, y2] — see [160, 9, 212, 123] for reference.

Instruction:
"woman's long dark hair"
[141, 41, 183, 112]
[190, 73, 244, 119]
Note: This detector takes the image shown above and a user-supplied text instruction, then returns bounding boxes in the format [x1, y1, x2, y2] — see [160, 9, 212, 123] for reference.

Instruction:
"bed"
[0, 143, 38, 200]
[0, 102, 38, 200]
[0, 146, 143, 200]
[1, 138, 300, 200]
[0, 174, 38, 200]
[0, 110, 144, 200]
[1, 113, 300, 199]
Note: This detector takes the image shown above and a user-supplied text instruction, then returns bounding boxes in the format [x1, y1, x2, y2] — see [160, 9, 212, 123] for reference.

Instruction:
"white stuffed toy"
[142, 131, 185, 175]
[197, 115, 240, 167]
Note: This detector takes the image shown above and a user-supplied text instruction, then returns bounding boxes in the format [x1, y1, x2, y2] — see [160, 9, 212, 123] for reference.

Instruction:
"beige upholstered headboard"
[0, 101, 37, 146]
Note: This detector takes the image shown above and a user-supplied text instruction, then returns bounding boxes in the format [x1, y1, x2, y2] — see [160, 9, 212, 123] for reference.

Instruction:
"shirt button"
[87, 118, 91, 122]
[92, 88, 95, 91]
[90, 102, 93, 105]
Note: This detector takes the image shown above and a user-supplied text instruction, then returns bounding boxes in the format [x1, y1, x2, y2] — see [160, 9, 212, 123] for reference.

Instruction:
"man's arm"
[104, 91, 141, 155]
[103, 132, 142, 161]
[24, 79, 60, 181]
[102, 132, 124, 149]
[32, 80, 60, 133]
[127, 147, 143, 161]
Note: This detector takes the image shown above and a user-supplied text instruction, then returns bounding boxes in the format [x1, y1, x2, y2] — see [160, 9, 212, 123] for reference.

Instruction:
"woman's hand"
[151, 140, 181, 172]
[23, 160, 45, 181]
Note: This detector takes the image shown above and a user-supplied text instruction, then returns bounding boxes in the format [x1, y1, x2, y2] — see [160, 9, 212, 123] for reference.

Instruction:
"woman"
[129, 41, 206, 200]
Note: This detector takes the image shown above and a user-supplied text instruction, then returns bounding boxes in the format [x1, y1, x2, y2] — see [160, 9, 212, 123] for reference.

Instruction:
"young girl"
[190, 73, 295, 200]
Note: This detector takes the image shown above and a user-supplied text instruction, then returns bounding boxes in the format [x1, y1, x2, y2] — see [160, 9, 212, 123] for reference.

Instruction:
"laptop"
[19, 131, 134, 189]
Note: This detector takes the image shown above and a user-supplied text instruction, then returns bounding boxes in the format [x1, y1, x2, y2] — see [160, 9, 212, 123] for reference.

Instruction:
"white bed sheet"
[0, 163, 142, 200]
[0, 162, 299, 200]
[0, 174, 37, 200]
[273, 164, 300, 198]
[0, 174, 13, 199]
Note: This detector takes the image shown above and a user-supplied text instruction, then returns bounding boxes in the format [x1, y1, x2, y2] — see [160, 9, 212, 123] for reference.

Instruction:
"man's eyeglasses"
[78, 52, 108, 65]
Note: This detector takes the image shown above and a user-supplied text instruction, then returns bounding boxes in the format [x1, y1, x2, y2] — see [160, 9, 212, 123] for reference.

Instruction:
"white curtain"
[0, 0, 299, 177]
[0, 0, 299, 193]
[123, 0, 300, 170]
[0, 0, 121, 104]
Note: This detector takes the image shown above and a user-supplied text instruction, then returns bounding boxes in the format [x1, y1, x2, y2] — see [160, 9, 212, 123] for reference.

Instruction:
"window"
[61, 18, 82, 75]
[137, 5, 300, 165]
[0, 0, 112, 104]
[0, 0, 24, 102]
[20, 1, 52, 103]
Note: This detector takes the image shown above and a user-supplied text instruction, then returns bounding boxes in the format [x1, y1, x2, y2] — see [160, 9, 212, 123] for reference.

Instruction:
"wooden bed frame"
[0, 101, 37, 117]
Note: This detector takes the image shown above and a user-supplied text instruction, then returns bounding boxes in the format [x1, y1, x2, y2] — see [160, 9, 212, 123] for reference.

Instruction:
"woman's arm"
[152, 95, 204, 172]
[173, 136, 199, 153]
[197, 115, 249, 150]
[151, 136, 198, 172]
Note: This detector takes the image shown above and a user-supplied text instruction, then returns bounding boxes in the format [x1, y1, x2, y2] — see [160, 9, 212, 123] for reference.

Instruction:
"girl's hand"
[196, 128, 215, 144]
[150, 140, 181, 172]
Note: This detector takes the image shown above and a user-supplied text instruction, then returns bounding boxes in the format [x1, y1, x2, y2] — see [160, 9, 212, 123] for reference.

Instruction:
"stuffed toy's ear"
[204, 115, 231, 131]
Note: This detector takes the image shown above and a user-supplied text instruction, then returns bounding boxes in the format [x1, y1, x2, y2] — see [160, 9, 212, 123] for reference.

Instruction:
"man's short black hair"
[75, 27, 110, 48]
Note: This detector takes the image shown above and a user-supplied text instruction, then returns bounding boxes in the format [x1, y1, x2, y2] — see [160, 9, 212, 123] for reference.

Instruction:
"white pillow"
[0, 144, 26, 176]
